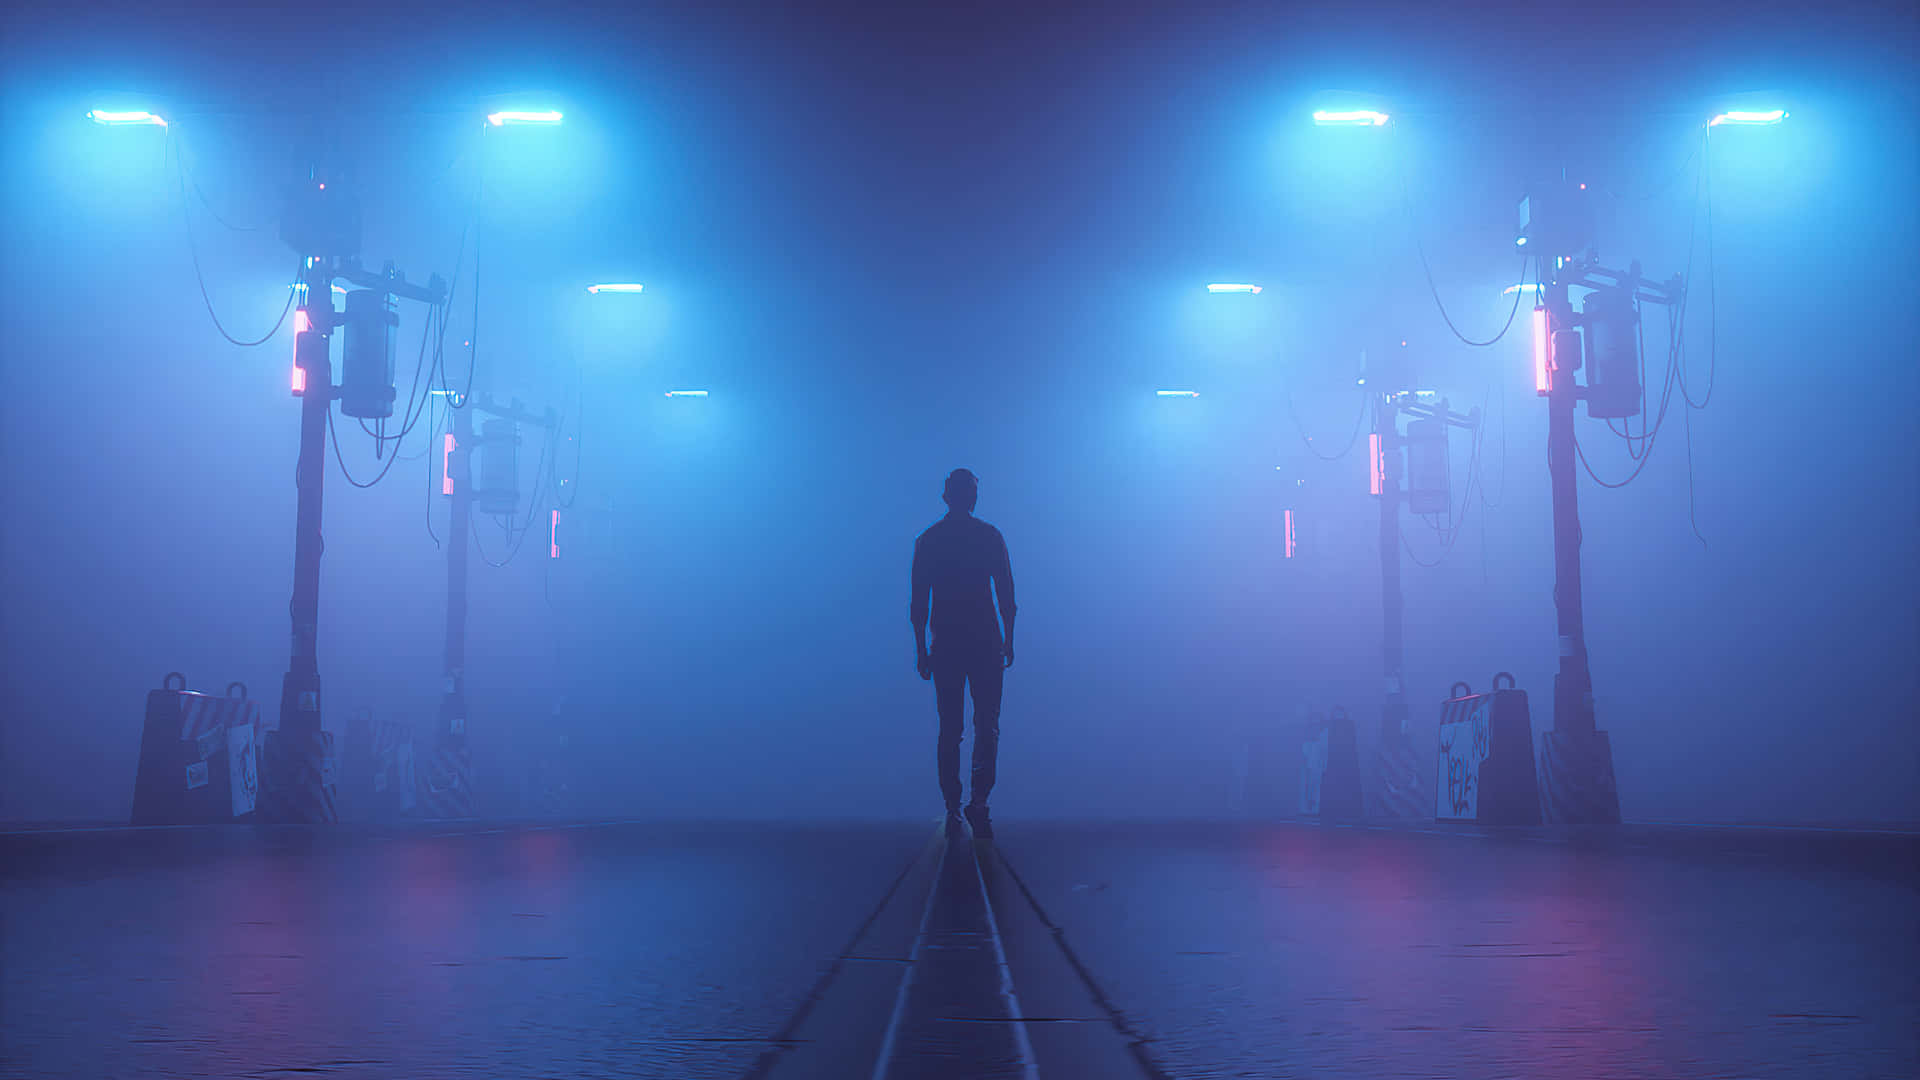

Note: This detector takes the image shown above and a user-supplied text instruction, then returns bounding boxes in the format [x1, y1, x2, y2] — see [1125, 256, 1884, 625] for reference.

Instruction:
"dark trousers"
[933, 644, 1004, 810]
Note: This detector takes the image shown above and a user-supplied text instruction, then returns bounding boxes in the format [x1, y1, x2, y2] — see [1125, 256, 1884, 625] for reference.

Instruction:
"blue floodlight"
[88, 109, 166, 127]
[586, 283, 644, 294]
[664, 389, 709, 398]
[1206, 283, 1263, 294]
[1503, 283, 1544, 296]
[1313, 109, 1389, 127]
[1709, 109, 1786, 127]
[488, 110, 563, 127]
[1156, 390, 1200, 398]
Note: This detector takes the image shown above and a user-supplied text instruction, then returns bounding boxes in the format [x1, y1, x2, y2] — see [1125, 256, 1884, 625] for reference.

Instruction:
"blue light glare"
[664, 390, 709, 398]
[1206, 283, 1263, 294]
[87, 109, 166, 127]
[1156, 390, 1201, 398]
[1503, 283, 1544, 296]
[1312, 109, 1389, 127]
[487, 110, 564, 127]
[1709, 109, 1787, 127]
[586, 283, 644, 294]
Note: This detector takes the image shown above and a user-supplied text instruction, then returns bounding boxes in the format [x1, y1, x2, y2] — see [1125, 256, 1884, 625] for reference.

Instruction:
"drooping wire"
[1679, 127, 1717, 410]
[1287, 387, 1370, 461]
[172, 133, 298, 347]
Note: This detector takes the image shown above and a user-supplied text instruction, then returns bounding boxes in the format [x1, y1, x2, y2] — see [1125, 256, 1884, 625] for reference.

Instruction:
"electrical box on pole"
[340, 289, 398, 419]
[1580, 287, 1641, 420]
[475, 418, 522, 516]
[1405, 418, 1450, 516]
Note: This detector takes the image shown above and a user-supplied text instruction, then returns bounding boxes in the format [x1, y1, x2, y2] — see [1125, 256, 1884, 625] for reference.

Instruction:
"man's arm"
[993, 529, 1016, 662]
[911, 535, 932, 674]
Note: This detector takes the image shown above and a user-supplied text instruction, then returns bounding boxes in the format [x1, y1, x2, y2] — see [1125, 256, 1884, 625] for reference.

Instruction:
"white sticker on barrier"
[1436, 697, 1493, 822]
[228, 724, 258, 817]
[186, 760, 210, 790]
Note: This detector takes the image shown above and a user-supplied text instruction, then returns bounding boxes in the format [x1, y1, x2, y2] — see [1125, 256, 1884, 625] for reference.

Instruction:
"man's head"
[943, 468, 979, 515]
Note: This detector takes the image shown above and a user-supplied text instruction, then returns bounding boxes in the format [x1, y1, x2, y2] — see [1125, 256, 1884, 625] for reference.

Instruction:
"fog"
[4, 1, 1914, 826]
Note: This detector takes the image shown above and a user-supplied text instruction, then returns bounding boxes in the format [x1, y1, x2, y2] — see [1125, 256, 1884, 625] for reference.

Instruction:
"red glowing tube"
[291, 364, 306, 396]
[550, 510, 560, 559]
[442, 433, 456, 495]
[1532, 306, 1551, 395]
[1283, 509, 1297, 559]
[1369, 432, 1384, 495]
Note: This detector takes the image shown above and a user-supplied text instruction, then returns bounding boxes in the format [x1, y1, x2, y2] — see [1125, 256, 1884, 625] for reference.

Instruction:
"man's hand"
[1002, 642, 1016, 670]
[917, 650, 933, 681]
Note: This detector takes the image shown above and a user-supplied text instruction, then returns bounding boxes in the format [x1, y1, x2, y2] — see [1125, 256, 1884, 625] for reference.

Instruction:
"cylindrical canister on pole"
[475, 418, 521, 515]
[1406, 418, 1450, 515]
[1582, 287, 1641, 420]
[339, 289, 398, 419]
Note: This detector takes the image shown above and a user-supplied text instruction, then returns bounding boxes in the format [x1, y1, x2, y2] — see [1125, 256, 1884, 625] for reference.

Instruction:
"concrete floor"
[4, 819, 1914, 1079]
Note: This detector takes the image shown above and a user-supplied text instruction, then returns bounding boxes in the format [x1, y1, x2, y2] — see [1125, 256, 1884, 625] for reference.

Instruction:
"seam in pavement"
[739, 830, 936, 1080]
[994, 847, 1177, 1080]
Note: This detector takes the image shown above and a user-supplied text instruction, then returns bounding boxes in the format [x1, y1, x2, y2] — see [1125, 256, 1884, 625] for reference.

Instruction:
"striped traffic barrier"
[1538, 728, 1622, 825]
[131, 674, 263, 825]
[418, 741, 476, 820]
[259, 727, 338, 824]
[1435, 674, 1541, 825]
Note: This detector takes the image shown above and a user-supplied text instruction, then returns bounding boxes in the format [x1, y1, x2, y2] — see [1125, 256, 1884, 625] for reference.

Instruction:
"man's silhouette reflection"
[912, 469, 1016, 839]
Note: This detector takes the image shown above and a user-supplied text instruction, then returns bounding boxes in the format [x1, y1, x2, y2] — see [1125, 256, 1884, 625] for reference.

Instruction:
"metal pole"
[280, 268, 333, 739]
[1544, 283, 1594, 739]
[1377, 393, 1408, 746]
[439, 398, 474, 747]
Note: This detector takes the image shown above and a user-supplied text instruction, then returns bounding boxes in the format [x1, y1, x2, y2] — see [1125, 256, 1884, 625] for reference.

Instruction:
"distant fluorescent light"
[1313, 109, 1389, 127]
[1515, 236, 1529, 247]
[1709, 109, 1786, 127]
[664, 390, 709, 398]
[88, 109, 166, 127]
[487, 110, 563, 127]
[430, 388, 458, 398]
[1156, 390, 1200, 398]
[1503, 283, 1544, 296]
[585, 283, 644, 294]
[1206, 283, 1263, 294]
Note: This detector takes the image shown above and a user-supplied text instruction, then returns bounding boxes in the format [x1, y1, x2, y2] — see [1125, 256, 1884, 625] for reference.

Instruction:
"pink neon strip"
[1532, 306, 1551, 394]
[442, 433, 456, 495]
[291, 364, 306, 395]
[1284, 509, 1297, 559]
[550, 510, 560, 559]
[1369, 432, 1384, 495]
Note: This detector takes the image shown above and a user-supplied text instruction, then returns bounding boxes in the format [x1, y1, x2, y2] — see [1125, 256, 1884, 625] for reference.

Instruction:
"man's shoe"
[964, 804, 993, 840]
[944, 808, 967, 841]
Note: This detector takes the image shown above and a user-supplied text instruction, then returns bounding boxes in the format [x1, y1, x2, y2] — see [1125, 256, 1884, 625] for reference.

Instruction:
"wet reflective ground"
[4, 820, 1914, 1078]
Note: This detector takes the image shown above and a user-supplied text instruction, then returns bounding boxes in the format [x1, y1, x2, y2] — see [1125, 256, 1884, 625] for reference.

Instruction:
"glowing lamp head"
[1709, 109, 1787, 127]
[487, 110, 563, 126]
[664, 390, 709, 398]
[1206, 283, 1263, 294]
[586, 283, 644, 294]
[1312, 109, 1389, 127]
[87, 109, 166, 127]
[1155, 390, 1200, 398]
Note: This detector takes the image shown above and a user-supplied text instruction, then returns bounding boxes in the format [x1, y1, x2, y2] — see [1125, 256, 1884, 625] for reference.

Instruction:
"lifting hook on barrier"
[1450, 681, 1472, 700]
[226, 681, 249, 700]
[164, 672, 187, 692]
[1491, 672, 1517, 691]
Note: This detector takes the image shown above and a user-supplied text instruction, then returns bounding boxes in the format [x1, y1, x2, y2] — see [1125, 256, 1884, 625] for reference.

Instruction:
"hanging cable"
[1679, 128, 1717, 409]
[173, 133, 299, 348]
[1287, 388, 1370, 461]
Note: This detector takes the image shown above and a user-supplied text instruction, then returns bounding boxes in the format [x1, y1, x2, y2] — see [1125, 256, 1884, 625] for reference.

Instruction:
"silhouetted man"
[912, 469, 1016, 839]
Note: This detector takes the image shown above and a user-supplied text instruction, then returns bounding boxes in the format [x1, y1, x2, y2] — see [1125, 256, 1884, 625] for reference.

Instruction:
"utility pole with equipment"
[1521, 180, 1683, 824]
[270, 170, 445, 824]
[423, 391, 559, 819]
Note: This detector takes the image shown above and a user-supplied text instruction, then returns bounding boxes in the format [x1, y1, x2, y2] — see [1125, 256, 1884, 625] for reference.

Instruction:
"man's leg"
[967, 650, 1005, 807]
[932, 653, 966, 812]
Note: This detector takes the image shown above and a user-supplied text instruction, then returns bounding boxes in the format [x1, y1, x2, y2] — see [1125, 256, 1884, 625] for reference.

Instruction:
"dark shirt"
[912, 513, 1016, 652]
